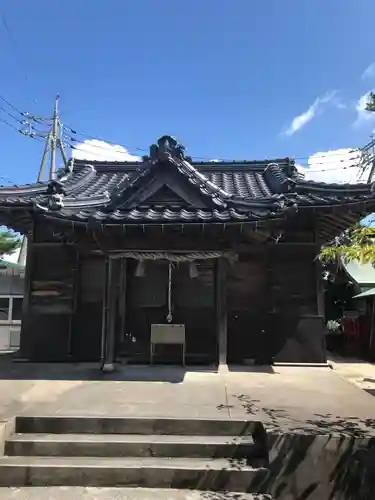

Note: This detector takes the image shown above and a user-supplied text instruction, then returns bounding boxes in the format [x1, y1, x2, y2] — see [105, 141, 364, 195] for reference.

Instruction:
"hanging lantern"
[135, 259, 146, 277]
[189, 262, 199, 279]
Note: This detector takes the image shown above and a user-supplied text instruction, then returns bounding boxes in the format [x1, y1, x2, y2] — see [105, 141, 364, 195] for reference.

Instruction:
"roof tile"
[0, 140, 374, 225]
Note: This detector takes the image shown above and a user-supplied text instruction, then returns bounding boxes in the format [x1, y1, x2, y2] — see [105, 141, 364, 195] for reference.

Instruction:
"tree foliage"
[366, 92, 375, 112]
[321, 97, 375, 263]
[319, 226, 375, 264]
[0, 230, 21, 256]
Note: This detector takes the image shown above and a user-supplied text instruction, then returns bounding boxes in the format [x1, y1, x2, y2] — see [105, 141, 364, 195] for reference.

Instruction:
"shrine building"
[0, 135, 373, 367]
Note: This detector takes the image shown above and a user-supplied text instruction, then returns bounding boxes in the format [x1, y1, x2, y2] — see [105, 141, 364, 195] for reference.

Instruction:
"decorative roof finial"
[147, 135, 186, 161]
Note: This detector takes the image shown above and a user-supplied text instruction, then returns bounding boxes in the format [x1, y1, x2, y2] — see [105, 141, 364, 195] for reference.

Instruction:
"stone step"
[0, 456, 270, 491]
[16, 416, 262, 437]
[6, 433, 265, 460]
[0, 487, 273, 500]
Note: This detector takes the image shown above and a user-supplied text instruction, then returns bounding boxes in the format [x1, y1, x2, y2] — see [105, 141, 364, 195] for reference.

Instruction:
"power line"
[0, 7, 35, 104]
[301, 163, 361, 173]
[0, 113, 47, 144]
[0, 115, 22, 133]
[65, 139, 143, 157]
[66, 140, 364, 173]
[4, 119, 368, 173]
[64, 123, 365, 167]
[0, 173, 15, 185]
[63, 125, 148, 153]
[0, 93, 368, 168]
[0, 94, 50, 139]
[0, 104, 24, 124]
[65, 131, 363, 166]
[0, 95, 371, 175]
[67, 138, 362, 168]
[0, 93, 25, 116]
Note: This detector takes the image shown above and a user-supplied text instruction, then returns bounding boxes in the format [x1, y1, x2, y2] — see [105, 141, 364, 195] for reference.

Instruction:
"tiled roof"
[0, 136, 374, 225]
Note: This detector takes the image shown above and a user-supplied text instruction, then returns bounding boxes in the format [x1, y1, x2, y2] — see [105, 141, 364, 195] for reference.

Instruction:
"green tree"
[319, 226, 375, 264]
[0, 229, 21, 256]
[366, 92, 375, 112]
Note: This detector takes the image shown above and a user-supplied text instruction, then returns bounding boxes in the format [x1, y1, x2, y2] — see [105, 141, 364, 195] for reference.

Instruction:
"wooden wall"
[71, 256, 105, 361]
[19, 243, 78, 361]
[266, 246, 325, 363]
[19, 216, 326, 364]
[226, 254, 266, 363]
[226, 245, 325, 364]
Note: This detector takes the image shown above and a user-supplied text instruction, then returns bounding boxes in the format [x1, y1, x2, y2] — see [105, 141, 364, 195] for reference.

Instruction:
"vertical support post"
[100, 257, 109, 370]
[216, 257, 228, 367]
[18, 228, 34, 360]
[315, 259, 325, 317]
[102, 257, 120, 372]
[118, 258, 127, 346]
[313, 226, 327, 362]
[67, 247, 79, 357]
[313, 227, 325, 318]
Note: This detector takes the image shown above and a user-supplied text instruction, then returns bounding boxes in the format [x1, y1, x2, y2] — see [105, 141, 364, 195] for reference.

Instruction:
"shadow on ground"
[0, 356, 218, 383]
[214, 394, 375, 500]
[227, 366, 276, 375]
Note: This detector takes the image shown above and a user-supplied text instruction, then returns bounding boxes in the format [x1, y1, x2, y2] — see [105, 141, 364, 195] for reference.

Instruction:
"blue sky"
[1, 0, 375, 185]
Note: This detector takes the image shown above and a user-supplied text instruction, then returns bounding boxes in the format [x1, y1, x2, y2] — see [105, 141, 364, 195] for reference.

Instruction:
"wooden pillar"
[316, 272, 325, 316]
[67, 248, 79, 357]
[313, 228, 324, 317]
[18, 234, 34, 360]
[216, 257, 228, 366]
[100, 257, 109, 369]
[102, 257, 120, 371]
[118, 258, 127, 346]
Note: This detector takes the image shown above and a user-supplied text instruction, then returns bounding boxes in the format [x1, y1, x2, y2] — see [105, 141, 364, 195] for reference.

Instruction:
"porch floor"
[1, 358, 375, 436]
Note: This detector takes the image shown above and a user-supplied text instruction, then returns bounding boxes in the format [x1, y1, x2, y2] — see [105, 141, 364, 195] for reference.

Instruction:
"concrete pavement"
[0, 488, 272, 499]
[328, 353, 375, 396]
[1, 360, 375, 436]
[2, 360, 375, 499]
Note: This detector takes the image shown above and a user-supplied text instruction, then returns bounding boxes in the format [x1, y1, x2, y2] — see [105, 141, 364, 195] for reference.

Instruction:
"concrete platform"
[5, 432, 257, 458]
[328, 353, 375, 393]
[0, 456, 269, 490]
[0, 488, 272, 500]
[1, 361, 375, 499]
[1, 361, 375, 436]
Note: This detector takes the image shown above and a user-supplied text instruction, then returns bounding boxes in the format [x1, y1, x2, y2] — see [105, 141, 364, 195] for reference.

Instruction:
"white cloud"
[283, 91, 339, 136]
[354, 90, 375, 127]
[296, 148, 365, 184]
[362, 62, 375, 80]
[72, 139, 141, 162]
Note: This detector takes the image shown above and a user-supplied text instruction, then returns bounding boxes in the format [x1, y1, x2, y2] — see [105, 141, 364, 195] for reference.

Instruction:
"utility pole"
[49, 94, 59, 180]
[18, 95, 69, 265]
[36, 94, 68, 182]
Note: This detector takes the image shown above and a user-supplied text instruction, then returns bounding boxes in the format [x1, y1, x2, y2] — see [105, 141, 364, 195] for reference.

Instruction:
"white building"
[0, 241, 26, 351]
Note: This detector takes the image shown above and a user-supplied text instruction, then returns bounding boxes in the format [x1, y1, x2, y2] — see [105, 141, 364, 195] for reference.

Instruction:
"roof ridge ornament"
[34, 179, 66, 212]
[55, 158, 74, 181]
[145, 135, 192, 162]
[264, 162, 297, 194]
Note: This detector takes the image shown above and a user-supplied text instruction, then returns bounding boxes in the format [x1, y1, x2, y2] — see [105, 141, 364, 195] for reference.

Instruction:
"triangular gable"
[144, 185, 193, 205]
[110, 160, 218, 210]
